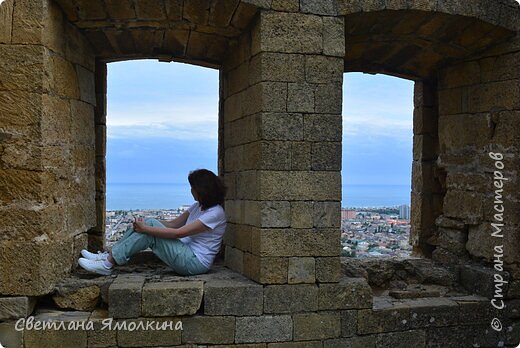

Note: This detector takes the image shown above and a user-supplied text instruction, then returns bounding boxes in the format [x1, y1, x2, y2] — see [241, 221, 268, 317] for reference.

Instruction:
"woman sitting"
[78, 169, 227, 276]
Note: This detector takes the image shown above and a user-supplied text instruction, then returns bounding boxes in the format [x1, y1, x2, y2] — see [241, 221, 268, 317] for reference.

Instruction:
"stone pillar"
[221, 10, 345, 284]
[0, 0, 96, 296]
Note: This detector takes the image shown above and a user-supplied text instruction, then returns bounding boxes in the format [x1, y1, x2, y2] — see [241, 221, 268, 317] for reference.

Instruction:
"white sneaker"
[78, 258, 112, 276]
[81, 249, 109, 261]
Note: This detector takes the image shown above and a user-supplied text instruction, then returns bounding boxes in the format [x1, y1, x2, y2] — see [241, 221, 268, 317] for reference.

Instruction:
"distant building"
[341, 209, 358, 220]
[399, 204, 410, 220]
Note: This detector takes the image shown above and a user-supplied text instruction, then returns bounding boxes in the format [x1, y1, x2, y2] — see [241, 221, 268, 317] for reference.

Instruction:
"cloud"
[107, 99, 219, 140]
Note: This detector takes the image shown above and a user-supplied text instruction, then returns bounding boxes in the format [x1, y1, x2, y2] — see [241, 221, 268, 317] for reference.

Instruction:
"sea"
[106, 183, 411, 211]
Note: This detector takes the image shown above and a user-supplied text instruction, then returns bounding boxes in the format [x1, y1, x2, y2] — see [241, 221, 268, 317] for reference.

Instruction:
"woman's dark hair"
[188, 169, 227, 210]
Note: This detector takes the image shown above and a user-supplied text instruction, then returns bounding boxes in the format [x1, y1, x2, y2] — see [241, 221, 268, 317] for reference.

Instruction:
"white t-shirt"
[179, 202, 227, 269]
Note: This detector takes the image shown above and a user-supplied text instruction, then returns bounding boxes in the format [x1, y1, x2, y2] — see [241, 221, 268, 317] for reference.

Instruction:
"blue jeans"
[111, 218, 209, 276]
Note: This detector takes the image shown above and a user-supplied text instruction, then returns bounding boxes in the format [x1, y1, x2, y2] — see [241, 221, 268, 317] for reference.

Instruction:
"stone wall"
[0, 0, 96, 295]
[432, 37, 520, 280]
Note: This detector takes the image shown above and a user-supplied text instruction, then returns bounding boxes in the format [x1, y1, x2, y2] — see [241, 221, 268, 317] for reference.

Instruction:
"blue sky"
[106, 60, 413, 187]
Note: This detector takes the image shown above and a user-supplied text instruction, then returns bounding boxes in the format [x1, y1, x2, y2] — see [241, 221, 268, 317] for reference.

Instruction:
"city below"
[105, 204, 412, 258]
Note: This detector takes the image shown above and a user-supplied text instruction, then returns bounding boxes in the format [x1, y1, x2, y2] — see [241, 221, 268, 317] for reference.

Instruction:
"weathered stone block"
[235, 170, 260, 200]
[258, 171, 341, 200]
[245, 82, 287, 115]
[88, 309, 117, 347]
[108, 276, 145, 319]
[253, 228, 340, 257]
[291, 201, 314, 228]
[225, 246, 244, 273]
[294, 311, 341, 340]
[0, 296, 36, 320]
[460, 264, 509, 298]
[318, 277, 373, 310]
[305, 55, 343, 83]
[443, 190, 483, 224]
[288, 257, 316, 284]
[467, 223, 520, 264]
[243, 253, 288, 284]
[53, 285, 100, 312]
[11, 0, 48, 45]
[314, 201, 341, 227]
[300, 0, 337, 15]
[116, 318, 182, 347]
[0, 238, 72, 296]
[227, 61, 250, 95]
[259, 113, 304, 140]
[435, 215, 465, 230]
[0, 321, 23, 348]
[249, 52, 305, 84]
[413, 106, 437, 135]
[208, 0, 238, 27]
[23, 310, 89, 347]
[64, 22, 95, 71]
[76, 65, 96, 105]
[269, 341, 322, 348]
[437, 227, 467, 255]
[358, 306, 411, 334]
[182, 316, 235, 344]
[324, 335, 377, 348]
[105, 0, 136, 19]
[304, 114, 342, 141]
[312, 142, 342, 170]
[0, 0, 13, 44]
[135, 0, 166, 20]
[291, 141, 312, 170]
[323, 17, 345, 57]
[376, 330, 426, 348]
[315, 82, 343, 113]
[204, 279, 263, 316]
[47, 53, 80, 99]
[252, 12, 322, 55]
[183, 0, 210, 24]
[264, 284, 318, 313]
[235, 315, 293, 343]
[259, 201, 291, 228]
[142, 281, 203, 316]
[438, 61, 480, 89]
[316, 257, 341, 283]
[287, 82, 315, 112]
[0, 45, 46, 93]
[340, 310, 357, 337]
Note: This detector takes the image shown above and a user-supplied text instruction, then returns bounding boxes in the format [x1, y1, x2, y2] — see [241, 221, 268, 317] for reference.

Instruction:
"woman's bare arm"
[139, 219, 209, 239]
[160, 210, 190, 228]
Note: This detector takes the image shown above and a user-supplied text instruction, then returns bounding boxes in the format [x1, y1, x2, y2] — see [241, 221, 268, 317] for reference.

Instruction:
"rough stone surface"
[52, 285, 100, 311]
[264, 284, 318, 313]
[288, 257, 316, 283]
[235, 315, 293, 343]
[318, 277, 373, 310]
[142, 281, 203, 316]
[108, 276, 145, 319]
[204, 279, 263, 315]
[0, 296, 36, 320]
[293, 311, 341, 340]
[182, 316, 235, 344]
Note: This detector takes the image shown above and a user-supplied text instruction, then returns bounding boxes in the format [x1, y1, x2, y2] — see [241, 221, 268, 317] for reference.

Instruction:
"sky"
[106, 59, 413, 187]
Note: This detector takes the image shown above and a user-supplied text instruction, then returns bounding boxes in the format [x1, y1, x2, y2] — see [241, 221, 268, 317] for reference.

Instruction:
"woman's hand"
[133, 217, 148, 234]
